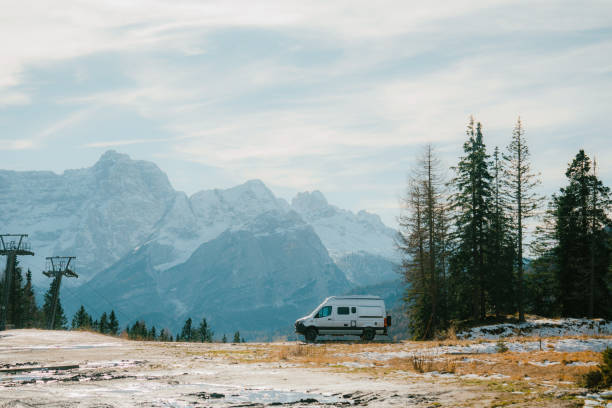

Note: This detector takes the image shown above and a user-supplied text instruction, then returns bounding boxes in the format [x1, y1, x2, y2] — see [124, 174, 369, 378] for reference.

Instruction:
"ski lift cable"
[61, 281, 136, 325]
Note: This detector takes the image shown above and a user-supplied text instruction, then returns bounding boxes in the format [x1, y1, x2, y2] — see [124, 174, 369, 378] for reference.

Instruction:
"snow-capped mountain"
[291, 191, 398, 285]
[291, 191, 397, 261]
[0, 151, 176, 282]
[1, 151, 399, 335]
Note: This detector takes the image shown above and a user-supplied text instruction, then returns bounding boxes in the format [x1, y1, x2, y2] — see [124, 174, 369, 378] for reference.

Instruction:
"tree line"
[0, 265, 69, 330]
[0, 265, 246, 342]
[123, 315, 244, 343]
[400, 116, 611, 339]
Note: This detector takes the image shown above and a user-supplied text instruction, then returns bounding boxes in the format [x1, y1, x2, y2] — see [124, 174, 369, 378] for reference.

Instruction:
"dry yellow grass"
[218, 335, 608, 392]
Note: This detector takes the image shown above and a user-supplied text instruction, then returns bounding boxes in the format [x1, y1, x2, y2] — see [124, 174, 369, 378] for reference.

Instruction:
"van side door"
[313, 305, 334, 333]
[335, 306, 352, 331]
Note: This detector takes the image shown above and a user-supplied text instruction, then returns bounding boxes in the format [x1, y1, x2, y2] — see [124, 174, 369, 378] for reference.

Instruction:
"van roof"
[328, 295, 382, 300]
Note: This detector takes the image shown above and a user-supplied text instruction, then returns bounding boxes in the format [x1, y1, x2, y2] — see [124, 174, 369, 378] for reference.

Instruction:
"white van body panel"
[294, 295, 388, 338]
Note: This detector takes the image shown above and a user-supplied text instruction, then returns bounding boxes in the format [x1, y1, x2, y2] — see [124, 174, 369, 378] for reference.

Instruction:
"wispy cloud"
[0, 140, 35, 150]
[1, 1, 611, 226]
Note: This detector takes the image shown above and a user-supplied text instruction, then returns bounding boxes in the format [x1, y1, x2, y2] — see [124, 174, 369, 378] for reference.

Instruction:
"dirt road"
[0, 329, 591, 407]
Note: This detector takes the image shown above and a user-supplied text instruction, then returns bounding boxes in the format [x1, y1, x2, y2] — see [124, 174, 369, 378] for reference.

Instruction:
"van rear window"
[337, 307, 349, 315]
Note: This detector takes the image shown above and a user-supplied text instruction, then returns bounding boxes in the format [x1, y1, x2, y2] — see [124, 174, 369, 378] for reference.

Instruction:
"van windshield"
[310, 298, 329, 317]
[315, 306, 332, 318]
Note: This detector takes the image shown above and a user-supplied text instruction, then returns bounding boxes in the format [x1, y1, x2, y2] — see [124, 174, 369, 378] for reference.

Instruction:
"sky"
[1, 1, 611, 228]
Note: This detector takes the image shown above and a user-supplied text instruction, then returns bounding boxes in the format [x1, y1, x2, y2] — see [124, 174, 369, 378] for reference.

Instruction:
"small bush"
[581, 347, 612, 390]
[495, 339, 509, 353]
[410, 354, 432, 373]
[601, 347, 612, 385]
[582, 369, 604, 390]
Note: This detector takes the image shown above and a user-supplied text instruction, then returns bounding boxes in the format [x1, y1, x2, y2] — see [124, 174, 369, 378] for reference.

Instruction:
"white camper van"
[294, 295, 391, 342]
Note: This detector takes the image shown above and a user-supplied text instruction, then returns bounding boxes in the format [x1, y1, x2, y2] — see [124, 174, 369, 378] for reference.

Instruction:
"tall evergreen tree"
[195, 317, 213, 342]
[233, 331, 241, 343]
[488, 147, 516, 317]
[0, 260, 26, 328]
[399, 144, 449, 339]
[129, 320, 147, 339]
[159, 328, 172, 342]
[180, 317, 193, 342]
[71, 305, 93, 329]
[42, 277, 68, 330]
[503, 118, 541, 321]
[22, 270, 39, 328]
[448, 117, 493, 321]
[108, 310, 119, 335]
[526, 206, 560, 316]
[99, 312, 109, 334]
[552, 150, 611, 317]
[149, 326, 157, 341]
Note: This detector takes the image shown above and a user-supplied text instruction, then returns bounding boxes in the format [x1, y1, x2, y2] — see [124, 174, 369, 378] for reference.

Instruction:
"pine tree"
[180, 317, 193, 342]
[1, 260, 26, 328]
[129, 320, 147, 340]
[526, 207, 560, 316]
[503, 118, 541, 321]
[552, 150, 611, 317]
[233, 331, 241, 343]
[72, 305, 93, 329]
[149, 326, 157, 341]
[22, 270, 39, 328]
[399, 144, 449, 338]
[488, 147, 516, 317]
[108, 310, 119, 335]
[195, 317, 213, 342]
[98, 312, 108, 334]
[222, 334, 227, 343]
[42, 277, 68, 330]
[448, 117, 493, 321]
[159, 328, 172, 341]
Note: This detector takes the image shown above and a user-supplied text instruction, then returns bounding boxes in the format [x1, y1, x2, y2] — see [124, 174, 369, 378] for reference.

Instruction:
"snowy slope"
[148, 180, 290, 271]
[1, 151, 398, 298]
[457, 317, 612, 340]
[291, 191, 397, 261]
[0, 151, 176, 283]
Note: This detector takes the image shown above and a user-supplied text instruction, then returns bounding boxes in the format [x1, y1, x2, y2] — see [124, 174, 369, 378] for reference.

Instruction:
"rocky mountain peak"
[291, 190, 335, 218]
[95, 150, 131, 165]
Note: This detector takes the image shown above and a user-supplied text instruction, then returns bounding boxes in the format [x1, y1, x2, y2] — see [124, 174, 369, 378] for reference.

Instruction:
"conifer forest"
[399, 117, 611, 339]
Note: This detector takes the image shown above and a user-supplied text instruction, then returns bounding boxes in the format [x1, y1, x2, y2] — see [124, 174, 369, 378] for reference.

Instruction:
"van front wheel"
[305, 327, 317, 343]
[361, 328, 375, 341]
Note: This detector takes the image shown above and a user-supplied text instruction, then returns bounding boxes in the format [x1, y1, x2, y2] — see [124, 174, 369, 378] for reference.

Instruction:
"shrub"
[495, 339, 509, 353]
[581, 348, 612, 390]
[410, 354, 432, 373]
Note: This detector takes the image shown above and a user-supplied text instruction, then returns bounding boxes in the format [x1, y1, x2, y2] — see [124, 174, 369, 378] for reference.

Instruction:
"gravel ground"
[0, 329, 590, 407]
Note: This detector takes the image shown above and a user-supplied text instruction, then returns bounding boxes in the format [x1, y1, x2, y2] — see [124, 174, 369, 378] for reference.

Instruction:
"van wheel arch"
[361, 328, 375, 342]
[304, 327, 317, 342]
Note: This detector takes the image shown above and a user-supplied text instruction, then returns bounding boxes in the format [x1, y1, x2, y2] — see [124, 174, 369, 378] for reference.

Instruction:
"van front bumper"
[294, 321, 306, 334]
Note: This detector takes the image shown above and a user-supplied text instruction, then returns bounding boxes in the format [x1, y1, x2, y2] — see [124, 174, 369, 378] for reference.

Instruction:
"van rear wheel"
[305, 327, 317, 343]
[361, 328, 375, 342]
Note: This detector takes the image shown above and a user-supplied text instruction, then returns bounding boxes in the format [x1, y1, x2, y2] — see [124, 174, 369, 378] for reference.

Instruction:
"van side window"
[315, 306, 332, 318]
[337, 307, 349, 315]
[351, 307, 356, 313]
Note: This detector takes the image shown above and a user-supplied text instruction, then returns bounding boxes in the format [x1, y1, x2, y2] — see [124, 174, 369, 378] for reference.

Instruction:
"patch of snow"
[458, 318, 612, 340]
[528, 360, 560, 367]
[353, 338, 612, 361]
[337, 361, 374, 368]
[566, 361, 598, 366]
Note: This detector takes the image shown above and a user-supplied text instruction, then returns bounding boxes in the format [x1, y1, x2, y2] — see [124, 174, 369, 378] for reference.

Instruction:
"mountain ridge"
[1, 150, 399, 337]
